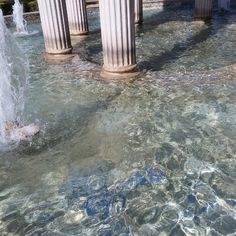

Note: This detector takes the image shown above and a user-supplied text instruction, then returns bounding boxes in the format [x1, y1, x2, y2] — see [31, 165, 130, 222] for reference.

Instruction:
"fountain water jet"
[0, 9, 39, 143]
[12, 0, 38, 37]
[12, 0, 28, 35]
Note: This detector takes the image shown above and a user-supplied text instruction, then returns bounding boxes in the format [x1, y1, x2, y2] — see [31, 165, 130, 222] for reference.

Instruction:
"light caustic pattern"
[0, 8, 236, 236]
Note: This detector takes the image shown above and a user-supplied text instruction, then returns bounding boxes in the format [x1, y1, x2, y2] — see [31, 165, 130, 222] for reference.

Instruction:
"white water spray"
[0, 9, 39, 143]
[0, 12, 15, 141]
[12, 0, 28, 35]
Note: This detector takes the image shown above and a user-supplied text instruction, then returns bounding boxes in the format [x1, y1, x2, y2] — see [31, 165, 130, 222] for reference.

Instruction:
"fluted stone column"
[195, 0, 213, 20]
[99, 0, 137, 78]
[37, 0, 72, 54]
[218, 0, 230, 11]
[134, 0, 143, 24]
[66, 0, 89, 35]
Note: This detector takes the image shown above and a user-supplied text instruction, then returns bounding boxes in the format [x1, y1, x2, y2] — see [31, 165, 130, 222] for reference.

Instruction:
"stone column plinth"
[37, 0, 72, 54]
[66, 0, 89, 35]
[195, 0, 213, 20]
[218, 0, 230, 11]
[99, 0, 137, 78]
[134, 0, 143, 24]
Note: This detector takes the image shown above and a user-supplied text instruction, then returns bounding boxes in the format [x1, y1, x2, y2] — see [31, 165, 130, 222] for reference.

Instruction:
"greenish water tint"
[0, 7, 236, 236]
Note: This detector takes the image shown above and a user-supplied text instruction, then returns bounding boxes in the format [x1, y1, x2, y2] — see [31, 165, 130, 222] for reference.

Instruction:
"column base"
[44, 51, 75, 62]
[219, 8, 230, 12]
[45, 47, 73, 55]
[194, 17, 212, 23]
[135, 20, 143, 25]
[70, 31, 89, 36]
[101, 64, 139, 80]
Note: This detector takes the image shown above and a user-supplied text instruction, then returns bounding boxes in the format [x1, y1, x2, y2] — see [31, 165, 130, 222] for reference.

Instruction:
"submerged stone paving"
[0, 6, 236, 236]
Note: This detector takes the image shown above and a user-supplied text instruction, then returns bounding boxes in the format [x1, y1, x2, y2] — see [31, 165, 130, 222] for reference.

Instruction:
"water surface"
[0, 7, 236, 236]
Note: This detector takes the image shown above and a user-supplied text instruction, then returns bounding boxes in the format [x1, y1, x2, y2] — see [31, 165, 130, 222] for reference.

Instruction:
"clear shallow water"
[0, 7, 236, 236]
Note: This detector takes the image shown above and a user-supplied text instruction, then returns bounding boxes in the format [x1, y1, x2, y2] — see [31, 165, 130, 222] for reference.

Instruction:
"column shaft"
[99, 0, 137, 77]
[134, 0, 143, 24]
[37, 0, 72, 54]
[195, 0, 213, 20]
[218, 0, 230, 11]
[66, 0, 89, 35]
